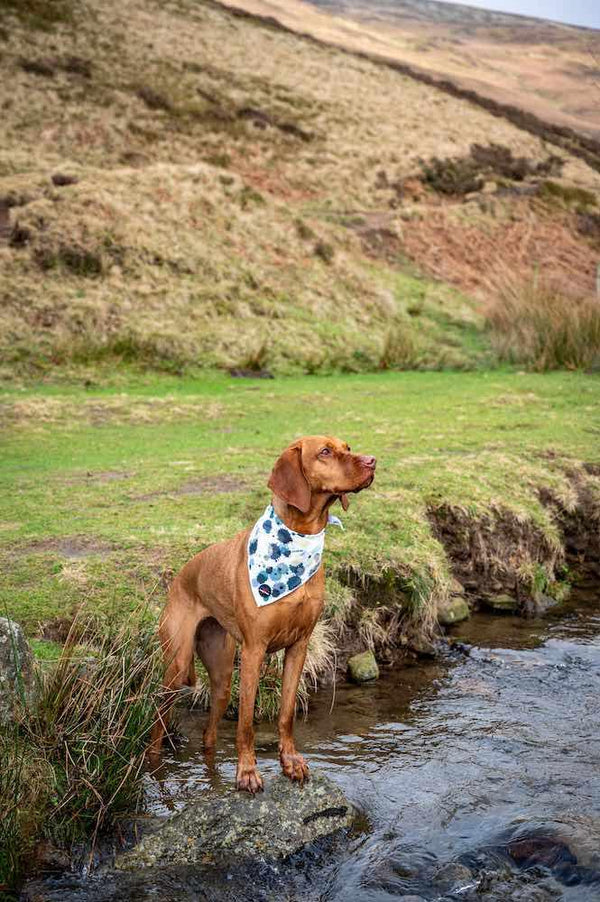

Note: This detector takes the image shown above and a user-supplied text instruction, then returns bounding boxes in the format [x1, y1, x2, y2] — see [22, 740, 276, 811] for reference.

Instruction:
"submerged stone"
[348, 650, 379, 682]
[0, 617, 34, 721]
[437, 597, 470, 626]
[116, 772, 355, 870]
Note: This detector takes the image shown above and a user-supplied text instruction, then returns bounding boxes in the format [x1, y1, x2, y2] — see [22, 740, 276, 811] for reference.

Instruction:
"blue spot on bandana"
[263, 520, 272, 534]
[257, 570, 268, 584]
[287, 575, 301, 591]
[277, 528, 292, 544]
[269, 543, 282, 561]
[280, 546, 291, 557]
[290, 563, 305, 576]
[249, 538, 258, 555]
[272, 563, 289, 579]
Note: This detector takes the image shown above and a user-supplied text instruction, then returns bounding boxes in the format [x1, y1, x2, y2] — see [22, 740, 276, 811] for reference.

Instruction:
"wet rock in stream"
[116, 772, 355, 870]
[347, 650, 379, 682]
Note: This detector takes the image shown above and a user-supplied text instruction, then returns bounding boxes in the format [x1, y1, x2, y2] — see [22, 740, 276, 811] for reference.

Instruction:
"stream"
[25, 591, 600, 901]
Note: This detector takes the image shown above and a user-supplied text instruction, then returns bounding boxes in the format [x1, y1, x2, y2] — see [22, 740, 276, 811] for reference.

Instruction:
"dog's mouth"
[354, 472, 375, 492]
[337, 471, 375, 497]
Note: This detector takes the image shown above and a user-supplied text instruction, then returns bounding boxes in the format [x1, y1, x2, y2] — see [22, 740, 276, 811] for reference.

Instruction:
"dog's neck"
[272, 494, 336, 535]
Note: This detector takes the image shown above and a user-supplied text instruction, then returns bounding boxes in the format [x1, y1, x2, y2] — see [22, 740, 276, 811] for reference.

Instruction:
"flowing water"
[26, 592, 600, 901]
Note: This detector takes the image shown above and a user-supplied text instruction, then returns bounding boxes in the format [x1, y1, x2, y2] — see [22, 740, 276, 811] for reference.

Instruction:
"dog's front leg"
[278, 638, 310, 783]
[236, 642, 265, 793]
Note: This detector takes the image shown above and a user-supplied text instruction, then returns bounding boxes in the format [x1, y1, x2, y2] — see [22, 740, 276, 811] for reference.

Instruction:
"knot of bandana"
[247, 505, 341, 607]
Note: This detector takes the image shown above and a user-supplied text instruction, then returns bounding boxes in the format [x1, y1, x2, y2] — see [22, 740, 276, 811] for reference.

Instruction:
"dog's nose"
[360, 455, 377, 469]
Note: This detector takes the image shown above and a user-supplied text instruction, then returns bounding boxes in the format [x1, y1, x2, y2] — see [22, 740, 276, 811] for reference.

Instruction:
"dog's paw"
[236, 763, 264, 794]
[280, 751, 310, 784]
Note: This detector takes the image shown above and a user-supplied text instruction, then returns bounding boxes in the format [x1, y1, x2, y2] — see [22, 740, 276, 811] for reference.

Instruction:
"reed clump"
[485, 270, 600, 371]
[0, 615, 162, 891]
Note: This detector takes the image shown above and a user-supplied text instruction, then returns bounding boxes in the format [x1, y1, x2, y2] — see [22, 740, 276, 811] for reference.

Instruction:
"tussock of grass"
[0, 729, 53, 890]
[0, 614, 162, 890]
[485, 270, 600, 371]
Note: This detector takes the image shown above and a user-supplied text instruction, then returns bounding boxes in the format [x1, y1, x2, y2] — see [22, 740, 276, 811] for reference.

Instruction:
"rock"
[536, 594, 560, 614]
[51, 173, 79, 187]
[432, 862, 473, 890]
[482, 180, 498, 194]
[486, 594, 519, 613]
[116, 772, 355, 870]
[0, 617, 34, 720]
[552, 812, 600, 868]
[347, 650, 379, 682]
[437, 597, 470, 626]
[449, 578, 466, 597]
[409, 635, 437, 656]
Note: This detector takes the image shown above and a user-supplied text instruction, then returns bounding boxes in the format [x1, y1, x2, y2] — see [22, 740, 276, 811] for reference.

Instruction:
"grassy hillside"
[1, 0, 599, 378]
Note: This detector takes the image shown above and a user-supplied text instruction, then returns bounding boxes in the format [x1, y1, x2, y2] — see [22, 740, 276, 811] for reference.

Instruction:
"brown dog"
[149, 435, 376, 792]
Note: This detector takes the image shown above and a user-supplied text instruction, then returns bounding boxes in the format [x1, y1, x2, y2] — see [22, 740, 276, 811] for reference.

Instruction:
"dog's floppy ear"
[268, 445, 311, 513]
[340, 493, 350, 511]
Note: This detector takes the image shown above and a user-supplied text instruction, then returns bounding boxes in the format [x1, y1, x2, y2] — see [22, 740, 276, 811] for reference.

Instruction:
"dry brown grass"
[484, 269, 600, 371]
[1, 0, 599, 376]
[400, 199, 599, 297]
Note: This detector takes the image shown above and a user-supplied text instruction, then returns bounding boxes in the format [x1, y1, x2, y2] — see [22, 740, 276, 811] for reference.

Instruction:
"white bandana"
[247, 505, 342, 607]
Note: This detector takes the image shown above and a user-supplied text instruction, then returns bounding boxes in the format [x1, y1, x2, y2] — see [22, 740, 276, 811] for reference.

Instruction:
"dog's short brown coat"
[149, 435, 376, 792]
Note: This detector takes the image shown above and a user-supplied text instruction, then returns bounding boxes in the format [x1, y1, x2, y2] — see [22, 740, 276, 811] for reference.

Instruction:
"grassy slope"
[2, 370, 599, 662]
[1, 0, 598, 377]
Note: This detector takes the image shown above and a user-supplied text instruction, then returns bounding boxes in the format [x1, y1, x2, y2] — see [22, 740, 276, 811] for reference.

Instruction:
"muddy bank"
[428, 467, 600, 617]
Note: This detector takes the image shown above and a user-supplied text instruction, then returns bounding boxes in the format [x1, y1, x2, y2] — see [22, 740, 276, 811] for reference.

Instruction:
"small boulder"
[116, 772, 354, 870]
[437, 597, 470, 626]
[348, 650, 379, 683]
[0, 617, 34, 720]
[536, 594, 560, 614]
[449, 578, 466, 597]
[487, 594, 519, 613]
[409, 635, 437, 656]
[432, 862, 474, 890]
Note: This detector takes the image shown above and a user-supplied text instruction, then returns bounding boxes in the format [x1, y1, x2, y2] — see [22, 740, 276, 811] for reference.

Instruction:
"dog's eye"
[319, 447, 331, 457]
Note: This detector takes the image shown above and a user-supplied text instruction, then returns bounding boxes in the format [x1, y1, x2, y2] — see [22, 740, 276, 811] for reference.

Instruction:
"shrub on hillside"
[420, 144, 564, 196]
[485, 270, 600, 371]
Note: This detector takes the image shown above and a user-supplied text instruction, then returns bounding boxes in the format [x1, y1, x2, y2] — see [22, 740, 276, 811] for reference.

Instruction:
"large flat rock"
[116, 772, 355, 870]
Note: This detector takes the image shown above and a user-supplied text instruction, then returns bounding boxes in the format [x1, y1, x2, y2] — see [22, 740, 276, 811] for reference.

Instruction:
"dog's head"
[267, 435, 376, 514]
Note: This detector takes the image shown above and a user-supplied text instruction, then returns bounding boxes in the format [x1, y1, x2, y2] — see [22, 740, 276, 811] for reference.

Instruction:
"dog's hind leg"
[148, 577, 208, 765]
[196, 617, 237, 753]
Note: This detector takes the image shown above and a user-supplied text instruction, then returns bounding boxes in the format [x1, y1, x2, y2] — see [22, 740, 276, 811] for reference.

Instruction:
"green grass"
[1, 368, 599, 643]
